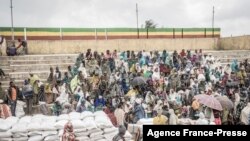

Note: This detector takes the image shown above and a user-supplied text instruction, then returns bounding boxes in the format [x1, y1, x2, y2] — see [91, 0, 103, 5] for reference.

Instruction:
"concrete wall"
[218, 35, 250, 50]
[27, 38, 218, 54]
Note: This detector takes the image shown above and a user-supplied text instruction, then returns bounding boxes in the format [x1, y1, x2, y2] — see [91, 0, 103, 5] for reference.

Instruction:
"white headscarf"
[196, 112, 209, 125]
[169, 109, 178, 125]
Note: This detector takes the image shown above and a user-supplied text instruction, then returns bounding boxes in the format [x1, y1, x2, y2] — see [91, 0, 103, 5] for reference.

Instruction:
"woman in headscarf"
[168, 109, 178, 125]
[94, 95, 105, 111]
[196, 112, 209, 125]
[85, 96, 93, 111]
[62, 121, 75, 141]
[152, 67, 160, 81]
[114, 104, 125, 126]
[76, 98, 86, 113]
[161, 50, 168, 63]
[153, 108, 168, 125]
[231, 59, 239, 73]
[153, 100, 163, 116]
[52, 99, 62, 116]
[0, 100, 12, 119]
[133, 98, 145, 123]
[168, 89, 177, 103]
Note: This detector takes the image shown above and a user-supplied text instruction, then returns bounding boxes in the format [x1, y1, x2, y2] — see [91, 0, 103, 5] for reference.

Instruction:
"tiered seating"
[0, 54, 78, 90]
[1, 50, 250, 91]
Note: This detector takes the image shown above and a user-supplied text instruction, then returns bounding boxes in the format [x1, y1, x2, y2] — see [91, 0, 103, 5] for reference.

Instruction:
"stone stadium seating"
[0, 54, 77, 90]
[1, 50, 250, 91]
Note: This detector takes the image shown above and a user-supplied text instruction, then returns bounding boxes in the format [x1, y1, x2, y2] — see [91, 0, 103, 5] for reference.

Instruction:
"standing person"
[16, 38, 28, 55]
[0, 35, 4, 56]
[55, 66, 62, 84]
[30, 73, 40, 86]
[112, 125, 126, 141]
[114, 104, 125, 126]
[0, 82, 4, 100]
[32, 80, 39, 105]
[47, 67, 55, 84]
[133, 99, 145, 123]
[62, 121, 76, 141]
[107, 107, 118, 127]
[8, 81, 19, 116]
[0, 68, 6, 79]
[22, 80, 33, 115]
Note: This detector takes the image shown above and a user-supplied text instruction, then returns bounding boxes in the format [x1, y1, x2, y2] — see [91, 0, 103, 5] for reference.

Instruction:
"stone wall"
[26, 38, 218, 54]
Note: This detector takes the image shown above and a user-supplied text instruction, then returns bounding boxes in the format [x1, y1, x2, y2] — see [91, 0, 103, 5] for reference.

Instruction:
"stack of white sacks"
[0, 116, 19, 141]
[0, 111, 133, 141]
[127, 118, 154, 139]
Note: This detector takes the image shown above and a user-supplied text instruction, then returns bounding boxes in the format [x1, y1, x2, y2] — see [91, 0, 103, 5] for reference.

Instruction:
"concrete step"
[9, 63, 73, 72]
[0, 54, 78, 61]
[8, 59, 75, 65]
[9, 70, 68, 80]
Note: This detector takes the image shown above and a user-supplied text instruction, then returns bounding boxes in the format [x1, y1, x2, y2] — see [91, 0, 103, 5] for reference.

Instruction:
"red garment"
[214, 117, 222, 125]
[108, 113, 118, 127]
[62, 121, 75, 141]
[104, 107, 111, 114]
[180, 51, 186, 57]
[0, 104, 12, 119]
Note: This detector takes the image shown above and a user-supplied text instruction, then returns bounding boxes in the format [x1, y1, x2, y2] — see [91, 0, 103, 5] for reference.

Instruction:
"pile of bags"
[127, 118, 153, 138]
[0, 111, 133, 141]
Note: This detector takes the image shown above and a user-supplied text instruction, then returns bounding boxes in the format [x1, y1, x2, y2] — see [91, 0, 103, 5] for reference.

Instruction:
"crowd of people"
[0, 48, 250, 128]
[0, 36, 28, 56]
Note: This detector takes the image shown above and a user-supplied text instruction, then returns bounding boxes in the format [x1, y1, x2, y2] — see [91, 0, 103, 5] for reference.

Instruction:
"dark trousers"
[10, 101, 16, 116]
[54, 111, 61, 116]
[33, 94, 38, 105]
[26, 98, 33, 115]
[0, 68, 5, 76]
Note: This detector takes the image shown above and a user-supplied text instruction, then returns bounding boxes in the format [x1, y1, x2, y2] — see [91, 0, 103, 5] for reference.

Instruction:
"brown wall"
[218, 35, 250, 50]
[25, 38, 218, 54]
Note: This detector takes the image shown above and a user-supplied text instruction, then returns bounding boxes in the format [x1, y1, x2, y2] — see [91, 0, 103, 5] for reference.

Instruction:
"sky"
[0, 0, 249, 37]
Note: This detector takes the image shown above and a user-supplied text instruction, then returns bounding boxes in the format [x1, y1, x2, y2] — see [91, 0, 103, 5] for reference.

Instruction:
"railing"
[0, 27, 221, 40]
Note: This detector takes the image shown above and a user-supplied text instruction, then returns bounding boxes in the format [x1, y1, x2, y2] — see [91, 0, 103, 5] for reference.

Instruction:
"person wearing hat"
[22, 79, 33, 115]
[112, 125, 126, 141]
[153, 108, 168, 125]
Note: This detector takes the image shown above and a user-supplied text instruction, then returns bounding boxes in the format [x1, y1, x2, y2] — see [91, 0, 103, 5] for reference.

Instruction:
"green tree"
[145, 19, 157, 29]
[144, 19, 157, 38]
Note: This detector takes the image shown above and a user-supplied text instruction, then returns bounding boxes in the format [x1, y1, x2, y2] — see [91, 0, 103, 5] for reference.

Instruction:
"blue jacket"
[134, 104, 145, 122]
[94, 98, 105, 108]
